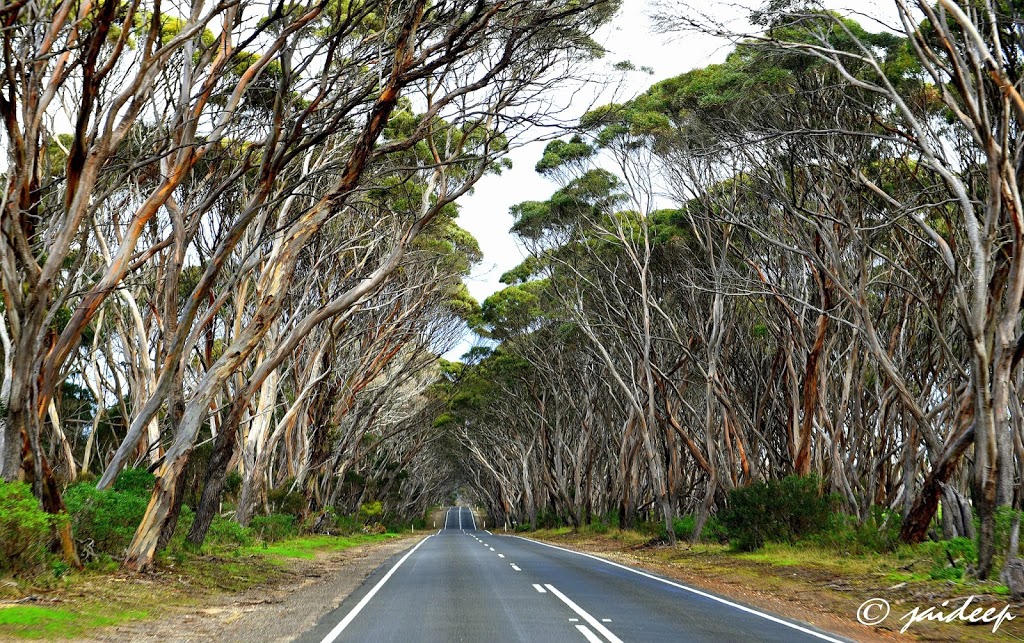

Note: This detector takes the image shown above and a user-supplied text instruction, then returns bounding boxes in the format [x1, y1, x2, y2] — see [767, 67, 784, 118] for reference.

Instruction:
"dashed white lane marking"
[489, 547, 495, 551]
[602, 619, 612, 623]
[533, 584, 546, 593]
[510, 564, 522, 571]
[569, 618, 579, 622]
[576, 625, 603, 643]
[519, 537, 845, 643]
[543, 584, 623, 643]
[498, 554, 505, 558]
[319, 536, 432, 643]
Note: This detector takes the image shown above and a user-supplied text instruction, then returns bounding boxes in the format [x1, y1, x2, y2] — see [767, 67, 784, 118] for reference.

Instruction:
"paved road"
[297, 506, 847, 642]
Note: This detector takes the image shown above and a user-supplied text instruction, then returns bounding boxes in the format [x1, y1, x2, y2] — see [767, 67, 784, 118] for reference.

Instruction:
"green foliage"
[811, 507, 902, 554]
[0, 481, 55, 575]
[671, 514, 729, 543]
[250, 514, 298, 543]
[224, 470, 243, 499]
[672, 515, 697, 540]
[111, 468, 156, 496]
[357, 501, 383, 524]
[206, 516, 253, 548]
[535, 135, 594, 177]
[267, 482, 306, 518]
[905, 537, 977, 581]
[722, 475, 837, 551]
[64, 469, 154, 557]
[995, 506, 1023, 556]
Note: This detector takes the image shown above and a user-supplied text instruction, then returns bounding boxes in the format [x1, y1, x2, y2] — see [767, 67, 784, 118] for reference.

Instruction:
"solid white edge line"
[468, 508, 477, 530]
[545, 584, 623, 643]
[576, 624, 603, 643]
[485, 530, 492, 535]
[318, 535, 432, 643]
[518, 537, 845, 643]
[533, 583, 547, 593]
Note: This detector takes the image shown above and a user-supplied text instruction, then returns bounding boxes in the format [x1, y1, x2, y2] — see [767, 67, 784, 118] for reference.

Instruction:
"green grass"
[0, 604, 147, 639]
[247, 532, 398, 560]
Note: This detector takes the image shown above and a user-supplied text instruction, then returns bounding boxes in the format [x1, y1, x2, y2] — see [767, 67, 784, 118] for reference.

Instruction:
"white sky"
[443, 0, 903, 360]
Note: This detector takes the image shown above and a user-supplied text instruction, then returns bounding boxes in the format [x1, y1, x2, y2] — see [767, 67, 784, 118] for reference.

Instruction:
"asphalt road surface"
[297, 506, 848, 642]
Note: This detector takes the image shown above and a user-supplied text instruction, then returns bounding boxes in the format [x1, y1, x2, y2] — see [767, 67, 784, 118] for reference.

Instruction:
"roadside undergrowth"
[0, 532, 401, 640]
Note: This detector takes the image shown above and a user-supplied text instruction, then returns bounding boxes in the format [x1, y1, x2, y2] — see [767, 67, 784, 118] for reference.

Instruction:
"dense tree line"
[0, 0, 616, 570]
[448, 0, 1024, 579]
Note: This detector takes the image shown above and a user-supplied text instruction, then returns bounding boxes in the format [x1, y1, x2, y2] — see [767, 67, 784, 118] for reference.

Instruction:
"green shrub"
[358, 501, 383, 524]
[928, 537, 976, 580]
[995, 506, 1022, 556]
[206, 516, 253, 548]
[334, 513, 360, 534]
[670, 514, 728, 543]
[0, 481, 54, 574]
[111, 468, 155, 496]
[64, 470, 153, 557]
[813, 507, 902, 554]
[722, 475, 837, 551]
[250, 514, 297, 543]
[224, 471, 243, 499]
[588, 519, 610, 534]
[267, 481, 306, 518]
[672, 515, 696, 540]
[703, 516, 729, 543]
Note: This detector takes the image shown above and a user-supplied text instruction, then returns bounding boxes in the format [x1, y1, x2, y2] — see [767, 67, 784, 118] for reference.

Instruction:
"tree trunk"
[187, 419, 239, 546]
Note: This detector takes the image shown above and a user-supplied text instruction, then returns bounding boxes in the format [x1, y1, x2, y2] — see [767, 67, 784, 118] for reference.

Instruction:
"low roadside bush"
[357, 501, 383, 524]
[670, 514, 729, 543]
[206, 515, 253, 548]
[812, 507, 902, 554]
[0, 481, 55, 575]
[268, 481, 306, 518]
[64, 469, 154, 558]
[905, 537, 977, 581]
[250, 514, 298, 543]
[722, 475, 837, 551]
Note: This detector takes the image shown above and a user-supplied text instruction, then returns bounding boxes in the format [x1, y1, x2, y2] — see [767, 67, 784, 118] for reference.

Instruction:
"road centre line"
[544, 584, 623, 643]
[519, 537, 846, 643]
[576, 625, 603, 643]
[318, 535, 432, 643]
